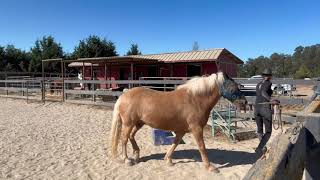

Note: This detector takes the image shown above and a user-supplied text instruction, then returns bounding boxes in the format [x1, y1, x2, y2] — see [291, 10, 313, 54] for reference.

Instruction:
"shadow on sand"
[140, 149, 259, 168]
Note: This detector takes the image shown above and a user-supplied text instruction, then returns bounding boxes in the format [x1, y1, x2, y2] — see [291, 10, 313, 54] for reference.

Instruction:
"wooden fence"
[0, 78, 187, 106]
[0, 77, 317, 106]
[63, 79, 186, 106]
[0, 79, 42, 102]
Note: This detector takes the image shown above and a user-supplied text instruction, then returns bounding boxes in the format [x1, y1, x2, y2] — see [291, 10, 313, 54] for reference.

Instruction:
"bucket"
[152, 129, 175, 146]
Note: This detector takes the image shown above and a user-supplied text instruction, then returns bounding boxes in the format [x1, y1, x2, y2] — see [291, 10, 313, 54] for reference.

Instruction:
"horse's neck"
[197, 88, 221, 114]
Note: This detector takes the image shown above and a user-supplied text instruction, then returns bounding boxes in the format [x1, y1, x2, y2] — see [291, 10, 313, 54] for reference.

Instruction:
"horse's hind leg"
[121, 125, 134, 166]
[129, 122, 144, 162]
[164, 132, 185, 166]
[191, 126, 219, 173]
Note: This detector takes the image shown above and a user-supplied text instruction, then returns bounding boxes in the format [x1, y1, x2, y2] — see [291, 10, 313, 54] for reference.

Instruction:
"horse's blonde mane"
[177, 72, 225, 95]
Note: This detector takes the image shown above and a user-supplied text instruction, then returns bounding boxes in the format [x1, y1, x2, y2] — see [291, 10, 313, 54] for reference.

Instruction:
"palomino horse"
[111, 72, 246, 172]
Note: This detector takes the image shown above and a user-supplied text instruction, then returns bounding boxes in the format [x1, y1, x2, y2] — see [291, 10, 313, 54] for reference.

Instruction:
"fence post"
[64, 81, 67, 101]
[61, 60, 65, 102]
[26, 80, 29, 103]
[22, 81, 25, 96]
[93, 82, 96, 102]
[6, 79, 8, 96]
[130, 63, 134, 89]
[42, 60, 45, 103]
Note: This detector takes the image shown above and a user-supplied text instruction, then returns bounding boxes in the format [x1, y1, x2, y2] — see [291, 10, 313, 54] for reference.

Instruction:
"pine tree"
[126, 44, 141, 55]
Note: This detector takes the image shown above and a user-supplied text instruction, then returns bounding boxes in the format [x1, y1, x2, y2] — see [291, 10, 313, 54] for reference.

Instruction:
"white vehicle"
[241, 75, 296, 94]
[247, 75, 262, 80]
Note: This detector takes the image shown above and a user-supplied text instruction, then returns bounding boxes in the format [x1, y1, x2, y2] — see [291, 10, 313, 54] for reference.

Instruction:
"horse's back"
[118, 87, 161, 110]
[117, 87, 193, 131]
[121, 87, 165, 99]
[119, 87, 166, 108]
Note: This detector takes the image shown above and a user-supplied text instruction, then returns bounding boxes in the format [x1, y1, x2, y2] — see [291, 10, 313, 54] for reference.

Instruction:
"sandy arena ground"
[0, 98, 284, 180]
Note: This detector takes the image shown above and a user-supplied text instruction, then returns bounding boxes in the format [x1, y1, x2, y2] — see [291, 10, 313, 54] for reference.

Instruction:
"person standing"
[254, 68, 274, 154]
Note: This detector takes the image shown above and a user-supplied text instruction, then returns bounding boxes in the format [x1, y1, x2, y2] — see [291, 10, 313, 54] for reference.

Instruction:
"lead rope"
[272, 104, 283, 133]
[258, 102, 283, 133]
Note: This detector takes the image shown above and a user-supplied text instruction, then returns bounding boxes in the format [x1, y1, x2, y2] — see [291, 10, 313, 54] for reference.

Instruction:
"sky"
[0, 0, 320, 61]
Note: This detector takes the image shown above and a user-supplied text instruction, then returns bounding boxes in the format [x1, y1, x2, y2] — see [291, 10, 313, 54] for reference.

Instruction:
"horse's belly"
[141, 112, 189, 132]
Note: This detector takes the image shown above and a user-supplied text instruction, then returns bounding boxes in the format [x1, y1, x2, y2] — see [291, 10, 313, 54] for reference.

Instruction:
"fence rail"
[0, 77, 317, 106]
[64, 79, 186, 84]
[0, 78, 188, 106]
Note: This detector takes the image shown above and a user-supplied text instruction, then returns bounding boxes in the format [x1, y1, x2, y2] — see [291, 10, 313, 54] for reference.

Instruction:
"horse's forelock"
[177, 72, 224, 95]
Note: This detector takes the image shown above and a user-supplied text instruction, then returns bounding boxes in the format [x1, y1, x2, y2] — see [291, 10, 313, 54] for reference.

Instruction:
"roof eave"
[220, 49, 244, 64]
[64, 56, 158, 64]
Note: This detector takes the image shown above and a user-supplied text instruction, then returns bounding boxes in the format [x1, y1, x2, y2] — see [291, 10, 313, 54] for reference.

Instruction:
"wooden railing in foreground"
[244, 99, 320, 180]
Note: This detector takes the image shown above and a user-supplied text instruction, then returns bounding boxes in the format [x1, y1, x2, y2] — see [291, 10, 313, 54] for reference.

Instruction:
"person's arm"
[261, 82, 272, 101]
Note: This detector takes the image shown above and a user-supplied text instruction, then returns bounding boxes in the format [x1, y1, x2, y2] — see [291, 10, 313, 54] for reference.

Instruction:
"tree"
[0, 45, 30, 72]
[192, 41, 199, 51]
[238, 64, 249, 78]
[126, 43, 141, 55]
[29, 36, 63, 72]
[269, 53, 293, 78]
[294, 64, 311, 79]
[237, 43, 320, 78]
[293, 46, 304, 71]
[243, 56, 271, 77]
[72, 35, 118, 58]
[0, 46, 5, 71]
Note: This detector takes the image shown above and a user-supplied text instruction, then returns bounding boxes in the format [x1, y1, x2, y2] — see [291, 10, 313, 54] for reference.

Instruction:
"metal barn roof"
[128, 48, 243, 64]
[65, 48, 243, 66]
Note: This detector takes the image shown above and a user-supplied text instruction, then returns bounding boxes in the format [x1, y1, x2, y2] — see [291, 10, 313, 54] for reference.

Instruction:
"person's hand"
[271, 99, 280, 105]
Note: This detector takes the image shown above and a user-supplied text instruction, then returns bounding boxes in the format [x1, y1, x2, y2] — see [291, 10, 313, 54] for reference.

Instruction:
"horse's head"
[219, 72, 247, 105]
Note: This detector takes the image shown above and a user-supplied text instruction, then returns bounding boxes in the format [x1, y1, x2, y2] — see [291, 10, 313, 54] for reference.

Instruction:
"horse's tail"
[111, 98, 122, 158]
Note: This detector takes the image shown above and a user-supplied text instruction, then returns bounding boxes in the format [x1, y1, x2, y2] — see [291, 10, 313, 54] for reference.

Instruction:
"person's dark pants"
[255, 105, 272, 150]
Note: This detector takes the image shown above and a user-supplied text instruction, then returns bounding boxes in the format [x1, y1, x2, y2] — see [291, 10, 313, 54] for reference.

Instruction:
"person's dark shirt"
[255, 79, 273, 105]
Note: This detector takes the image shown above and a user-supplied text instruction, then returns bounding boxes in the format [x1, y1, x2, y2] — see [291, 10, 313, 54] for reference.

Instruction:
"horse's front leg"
[191, 126, 220, 173]
[164, 132, 185, 166]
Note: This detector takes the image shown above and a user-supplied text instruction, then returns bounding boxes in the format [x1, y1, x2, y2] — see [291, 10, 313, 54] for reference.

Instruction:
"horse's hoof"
[134, 158, 140, 164]
[166, 160, 174, 166]
[125, 159, 134, 166]
[208, 165, 220, 173]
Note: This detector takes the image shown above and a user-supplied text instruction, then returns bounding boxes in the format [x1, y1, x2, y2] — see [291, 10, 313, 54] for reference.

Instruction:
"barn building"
[68, 48, 243, 89]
